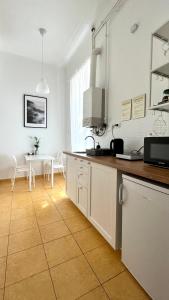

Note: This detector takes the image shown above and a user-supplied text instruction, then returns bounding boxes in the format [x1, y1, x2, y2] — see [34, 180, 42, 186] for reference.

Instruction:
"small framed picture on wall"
[132, 94, 146, 119]
[24, 94, 47, 128]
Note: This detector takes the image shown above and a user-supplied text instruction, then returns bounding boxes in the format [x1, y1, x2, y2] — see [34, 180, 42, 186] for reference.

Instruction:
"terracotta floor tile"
[44, 235, 82, 267]
[0, 212, 10, 223]
[52, 198, 70, 207]
[8, 228, 42, 254]
[0, 200, 11, 212]
[73, 227, 106, 253]
[79, 286, 108, 300]
[0, 288, 4, 300]
[50, 194, 70, 206]
[85, 244, 125, 283]
[6, 245, 48, 286]
[12, 198, 32, 209]
[0, 222, 10, 238]
[0, 235, 8, 258]
[51, 255, 99, 300]
[11, 206, 34, 220]
[40, 220, 70, 243]
[64, 214, 91, 233]
[0, 194, 11, 201]
[103, 271, 151, 300]
[0, 257, 6, 288]
[31, 193, 50, 202]
[4, 271, 56, 300]
[10, 216, 37, 234]
[33, 199, 52, 212]
[57, 202, 81, 219]
[12, 192, 31, 201]
[36, 205, 62, 226]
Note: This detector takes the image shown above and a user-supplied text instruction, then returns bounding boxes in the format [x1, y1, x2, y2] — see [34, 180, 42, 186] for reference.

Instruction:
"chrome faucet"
[85, 136, 95, 149]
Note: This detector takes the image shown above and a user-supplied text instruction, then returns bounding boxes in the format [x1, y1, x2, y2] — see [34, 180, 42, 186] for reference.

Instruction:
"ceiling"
[0, 0, 113, 66]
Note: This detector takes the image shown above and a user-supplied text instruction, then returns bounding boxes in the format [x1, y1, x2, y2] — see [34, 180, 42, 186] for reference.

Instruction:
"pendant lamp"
[36, 28, 50, 94]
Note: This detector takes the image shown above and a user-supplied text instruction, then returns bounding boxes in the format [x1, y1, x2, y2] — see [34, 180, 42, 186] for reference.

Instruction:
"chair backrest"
[10, 155, 17, 168]
[54, 152, 62, 164]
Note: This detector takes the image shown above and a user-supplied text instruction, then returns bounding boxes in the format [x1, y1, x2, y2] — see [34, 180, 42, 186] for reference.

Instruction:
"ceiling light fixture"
[36, 28, 50, 94]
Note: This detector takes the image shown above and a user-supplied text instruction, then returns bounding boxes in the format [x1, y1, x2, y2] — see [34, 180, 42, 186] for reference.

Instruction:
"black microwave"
[144, 137, 169, 168]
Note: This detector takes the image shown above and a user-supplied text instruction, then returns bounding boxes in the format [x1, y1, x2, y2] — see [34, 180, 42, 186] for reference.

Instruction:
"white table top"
[25, 154, 55, 161]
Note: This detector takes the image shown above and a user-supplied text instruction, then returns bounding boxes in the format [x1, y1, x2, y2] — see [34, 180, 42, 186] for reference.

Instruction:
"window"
[70, 58, 90, 151]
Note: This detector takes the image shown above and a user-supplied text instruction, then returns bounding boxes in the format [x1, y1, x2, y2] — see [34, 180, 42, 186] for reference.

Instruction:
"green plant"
[34, 136, 40, 148]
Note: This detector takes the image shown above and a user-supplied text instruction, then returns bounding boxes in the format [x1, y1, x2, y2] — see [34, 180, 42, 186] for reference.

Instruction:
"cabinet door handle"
[119, 183, 123, 205]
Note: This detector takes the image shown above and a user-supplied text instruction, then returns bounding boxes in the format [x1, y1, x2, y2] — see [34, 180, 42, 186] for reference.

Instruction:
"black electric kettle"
[110, 139, 124, 156]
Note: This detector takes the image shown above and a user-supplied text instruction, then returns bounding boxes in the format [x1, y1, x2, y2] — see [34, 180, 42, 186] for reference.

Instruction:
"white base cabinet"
[77, 186, 88, 216]
[121, 175, 169, 300]
[89, 162, 121, 249]
[66, 155, 91, 217]
[76, 159, 91, 217]
[66, 154, 122, 250]
[66, 155, 78, 205]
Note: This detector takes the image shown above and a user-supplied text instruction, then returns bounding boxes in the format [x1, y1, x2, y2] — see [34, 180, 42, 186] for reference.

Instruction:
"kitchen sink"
[74, 149, 113, 156]
[86, 148, 113, 156]
[74, 151, 86, 154]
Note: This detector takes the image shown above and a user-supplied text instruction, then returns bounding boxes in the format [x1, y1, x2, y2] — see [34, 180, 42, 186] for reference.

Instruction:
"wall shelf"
[149, 20, 169, 113]
[153, 21, 169, 42]
[148, 101, 169, 112]
[151, 62, 169, 79]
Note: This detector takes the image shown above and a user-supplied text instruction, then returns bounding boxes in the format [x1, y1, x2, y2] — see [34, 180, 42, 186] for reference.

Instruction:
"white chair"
[44, 152, 65, 180]
[9, 155, 36, 191]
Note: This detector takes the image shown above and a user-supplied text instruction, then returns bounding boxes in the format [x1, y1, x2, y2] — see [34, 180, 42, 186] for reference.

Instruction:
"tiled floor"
[0, 175, 151, 300]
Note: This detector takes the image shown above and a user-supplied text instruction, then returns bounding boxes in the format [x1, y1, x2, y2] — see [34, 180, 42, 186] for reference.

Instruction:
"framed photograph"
[24, 94, 47, 128]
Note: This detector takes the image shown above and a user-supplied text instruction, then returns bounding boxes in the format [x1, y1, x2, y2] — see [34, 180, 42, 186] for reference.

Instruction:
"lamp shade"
[36, 77, 50, 94]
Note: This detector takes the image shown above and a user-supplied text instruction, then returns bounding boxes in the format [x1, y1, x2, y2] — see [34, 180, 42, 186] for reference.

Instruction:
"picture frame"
[132, 94, 146, 119]
[121, 99, 132, 121]
[24, 94, 47, 128]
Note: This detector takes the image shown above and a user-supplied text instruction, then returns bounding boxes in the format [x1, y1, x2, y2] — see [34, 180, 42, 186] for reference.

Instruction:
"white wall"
[0, 52, 66, 179]
[65, 0, 169, 152]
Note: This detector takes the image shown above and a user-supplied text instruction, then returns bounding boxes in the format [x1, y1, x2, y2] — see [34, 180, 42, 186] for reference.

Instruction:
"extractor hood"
[83, 48, 105, 128]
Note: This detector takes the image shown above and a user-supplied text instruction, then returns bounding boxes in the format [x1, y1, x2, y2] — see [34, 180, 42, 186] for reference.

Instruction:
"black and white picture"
[24, 95, 47, 128]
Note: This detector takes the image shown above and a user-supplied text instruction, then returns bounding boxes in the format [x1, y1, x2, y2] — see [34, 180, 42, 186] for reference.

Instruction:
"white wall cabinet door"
[122, 175, 169, 300]
[66, 156, 78, 204]
[89, 162, 121, 249]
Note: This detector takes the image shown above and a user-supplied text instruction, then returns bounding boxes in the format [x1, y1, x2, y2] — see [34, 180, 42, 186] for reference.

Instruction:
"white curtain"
[70, 59, 90, 151]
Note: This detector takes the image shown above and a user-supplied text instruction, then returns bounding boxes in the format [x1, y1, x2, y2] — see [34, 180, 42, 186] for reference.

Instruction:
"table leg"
[29, 161, 32, 192]
[51, 159, 54, 188]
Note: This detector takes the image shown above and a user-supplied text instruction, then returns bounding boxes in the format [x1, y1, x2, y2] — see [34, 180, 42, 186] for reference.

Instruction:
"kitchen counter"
[64, 151, 169, 187]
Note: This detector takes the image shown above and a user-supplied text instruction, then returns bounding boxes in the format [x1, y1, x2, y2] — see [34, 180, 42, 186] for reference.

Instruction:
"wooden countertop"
[64, 151, 169, 187]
